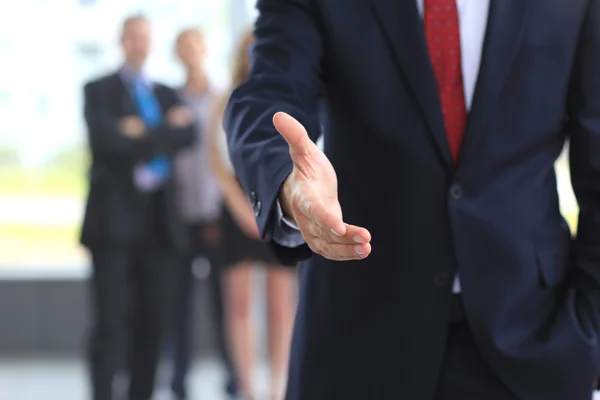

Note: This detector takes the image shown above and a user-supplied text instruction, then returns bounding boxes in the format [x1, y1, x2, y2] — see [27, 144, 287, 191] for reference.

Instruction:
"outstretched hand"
[274, 112, 371, 261]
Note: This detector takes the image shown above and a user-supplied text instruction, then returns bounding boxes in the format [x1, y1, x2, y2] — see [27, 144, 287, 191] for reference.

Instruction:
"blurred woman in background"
[208, 28, 297, 400]
[172, 28, 238, 400]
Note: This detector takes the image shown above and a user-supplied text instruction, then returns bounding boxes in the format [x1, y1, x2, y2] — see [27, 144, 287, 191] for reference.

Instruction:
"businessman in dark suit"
[225, 1, 600, 399]
[81, 15, 195, 400]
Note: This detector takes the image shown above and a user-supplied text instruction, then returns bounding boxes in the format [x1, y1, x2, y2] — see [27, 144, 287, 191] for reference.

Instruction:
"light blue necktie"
[131, 77, 170, 185]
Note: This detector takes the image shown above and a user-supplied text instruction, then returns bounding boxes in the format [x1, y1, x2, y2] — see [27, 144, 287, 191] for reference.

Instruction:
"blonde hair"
[231, 27, 254, 88]
[212, 28, 255, 123]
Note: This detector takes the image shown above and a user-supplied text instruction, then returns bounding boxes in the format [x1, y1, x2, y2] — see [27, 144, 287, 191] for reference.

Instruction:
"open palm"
[274, 112, 371, 261]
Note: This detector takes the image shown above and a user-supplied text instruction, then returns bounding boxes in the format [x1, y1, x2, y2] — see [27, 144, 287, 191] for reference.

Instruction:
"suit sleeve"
[567, 0, 600, 341]
[224, 0, 324, 264]
[84, 81, 157, 161]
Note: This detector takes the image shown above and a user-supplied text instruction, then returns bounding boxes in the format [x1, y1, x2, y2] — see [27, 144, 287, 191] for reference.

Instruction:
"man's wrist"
[279, 175, 295, 222]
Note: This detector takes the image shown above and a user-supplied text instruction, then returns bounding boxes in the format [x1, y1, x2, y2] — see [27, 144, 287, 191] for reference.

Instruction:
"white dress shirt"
[272, 0, 490, 294]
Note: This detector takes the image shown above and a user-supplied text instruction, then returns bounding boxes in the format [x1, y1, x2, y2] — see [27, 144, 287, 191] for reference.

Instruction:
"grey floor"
[2, 357, 600, 400]
[0, 356, 270, 400]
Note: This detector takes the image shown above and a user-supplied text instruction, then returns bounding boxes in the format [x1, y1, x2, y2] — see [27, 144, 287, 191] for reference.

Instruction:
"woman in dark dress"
[208, 28, 297, 400]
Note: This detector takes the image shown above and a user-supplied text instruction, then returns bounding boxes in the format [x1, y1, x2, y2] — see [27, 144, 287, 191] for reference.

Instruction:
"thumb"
[273, 112, 314, 158]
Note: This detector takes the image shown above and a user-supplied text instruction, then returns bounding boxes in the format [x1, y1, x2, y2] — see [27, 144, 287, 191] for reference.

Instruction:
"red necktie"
[424, 0, 467, 163]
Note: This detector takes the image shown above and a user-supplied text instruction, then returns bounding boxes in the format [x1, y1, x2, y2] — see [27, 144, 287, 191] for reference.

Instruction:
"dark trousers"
[433, 321, 519, 400]
[170, 222, 237, 399]
[88, 192, 177, 400]
[88, 242, 175, 400]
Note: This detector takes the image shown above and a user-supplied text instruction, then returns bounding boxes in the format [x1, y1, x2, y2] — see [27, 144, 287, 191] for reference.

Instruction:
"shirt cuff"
[272, 200, 305, 247]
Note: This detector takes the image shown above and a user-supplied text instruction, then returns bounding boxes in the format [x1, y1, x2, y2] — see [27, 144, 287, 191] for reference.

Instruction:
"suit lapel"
[113, 73, 139, 115]
[115, 72, 168, 116]
[458, 0, 530, 169]
[369, 0, 452, 168]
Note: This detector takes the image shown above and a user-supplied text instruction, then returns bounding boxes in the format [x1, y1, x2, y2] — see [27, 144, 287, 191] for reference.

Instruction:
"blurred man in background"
[80, 15, 196, 400]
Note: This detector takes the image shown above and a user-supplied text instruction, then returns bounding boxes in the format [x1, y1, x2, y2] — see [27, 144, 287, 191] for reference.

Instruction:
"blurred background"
[0, 0, 253, 269]
[0, 1, 582, 400]
[0, 1, 282, 399]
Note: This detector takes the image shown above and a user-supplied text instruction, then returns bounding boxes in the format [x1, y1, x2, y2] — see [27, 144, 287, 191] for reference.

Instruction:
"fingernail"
[331, 228, 343, 237]
[353, 235, 367, 244]
[354, 245, 365, 256]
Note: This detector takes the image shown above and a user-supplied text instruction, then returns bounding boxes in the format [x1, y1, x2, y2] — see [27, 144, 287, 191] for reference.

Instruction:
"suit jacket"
[225, 0, 600, 399]
[80, 72, 195, 253]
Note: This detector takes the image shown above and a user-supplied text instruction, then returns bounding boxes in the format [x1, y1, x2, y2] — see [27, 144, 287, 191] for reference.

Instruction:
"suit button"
[450, 184, 463, 200]
[248, 191, 261, 217]
[433, 272, 450, 287]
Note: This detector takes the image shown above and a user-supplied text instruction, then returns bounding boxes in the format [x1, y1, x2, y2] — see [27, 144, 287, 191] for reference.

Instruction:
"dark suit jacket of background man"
[225, 1, 600, 399]
[80, 72, 194, 253]
[80, 72, 195, 400]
